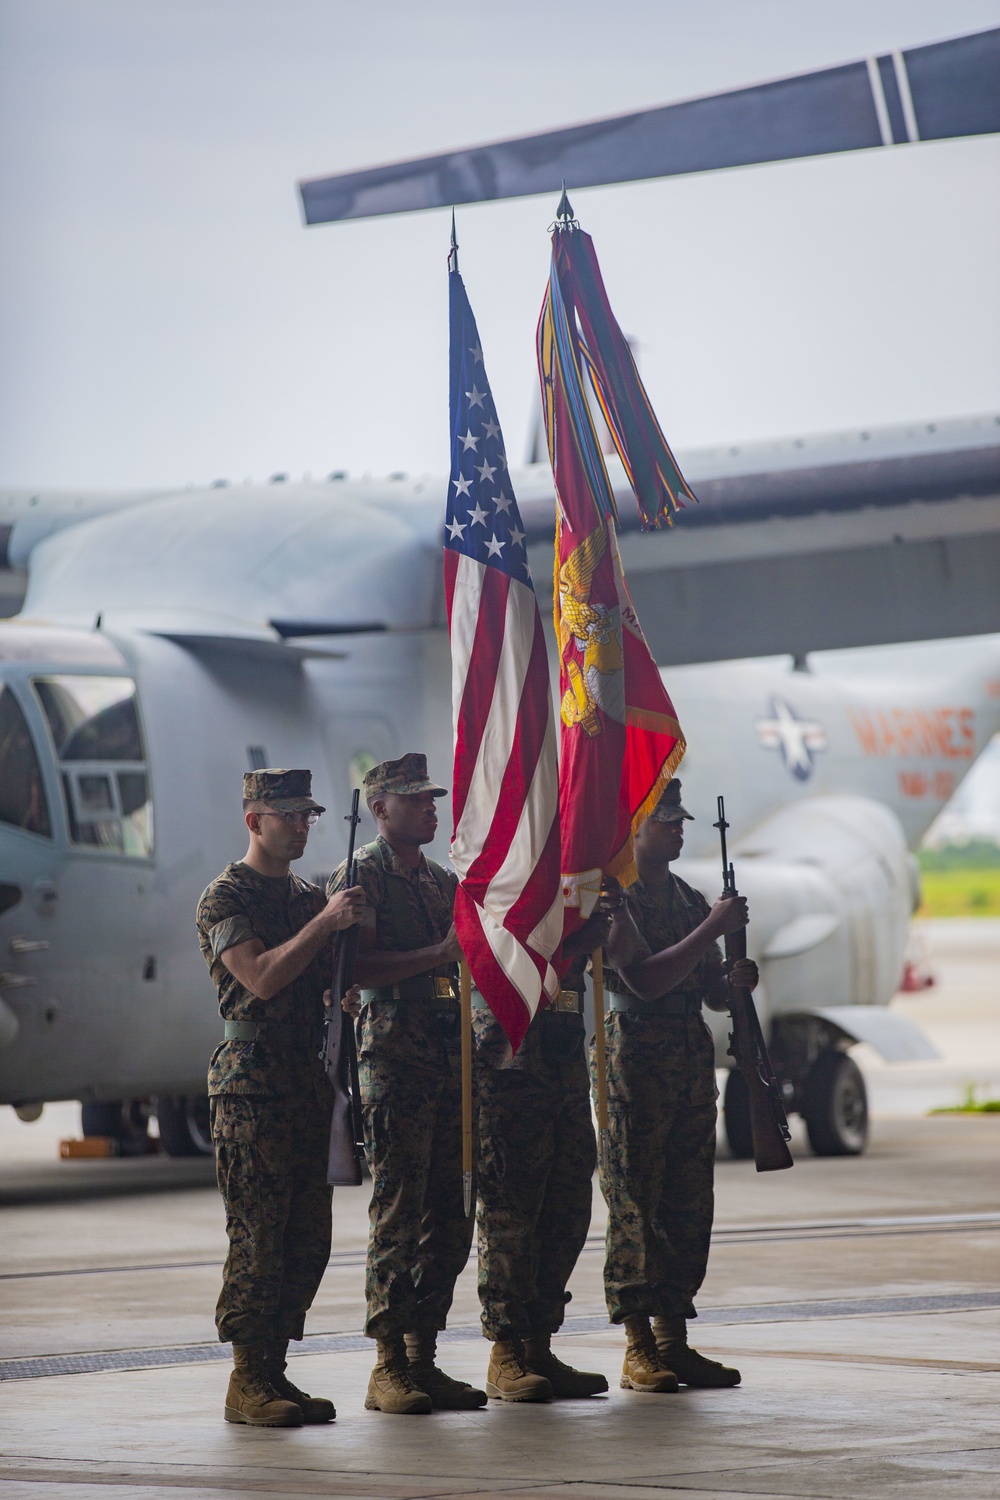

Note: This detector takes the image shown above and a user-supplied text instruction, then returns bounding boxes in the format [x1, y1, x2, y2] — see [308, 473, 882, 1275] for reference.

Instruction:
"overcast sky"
[1, 0, 999, 491]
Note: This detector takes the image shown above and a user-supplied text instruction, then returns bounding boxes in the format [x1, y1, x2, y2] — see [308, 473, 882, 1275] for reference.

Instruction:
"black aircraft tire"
[156, 1095, 215, 1158]
[723, 1068, 755, 1160]
[803, 1050, 869, 1156]
[80, 1101, 125, 1138]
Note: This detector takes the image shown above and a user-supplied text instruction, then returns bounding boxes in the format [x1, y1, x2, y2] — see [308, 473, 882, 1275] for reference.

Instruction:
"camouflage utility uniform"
[474, 955, 595, 1341]
[599, 873, 722, 1325]
[328, 835, 473, 1340]
[197, 861, 333, 1346]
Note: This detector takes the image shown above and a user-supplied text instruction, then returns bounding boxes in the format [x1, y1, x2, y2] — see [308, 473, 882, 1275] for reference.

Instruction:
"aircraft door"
[2, 673, 159, 1103]
[0, 680, 69, 1094]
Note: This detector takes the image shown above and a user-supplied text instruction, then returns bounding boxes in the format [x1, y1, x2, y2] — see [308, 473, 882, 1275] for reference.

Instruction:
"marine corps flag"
[537, 194, 689, 929]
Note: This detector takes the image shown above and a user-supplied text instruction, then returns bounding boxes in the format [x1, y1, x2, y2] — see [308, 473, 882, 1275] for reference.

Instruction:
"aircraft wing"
[519, 414, 1000, 665]
[6, 416, 999, 666]
[300, 27, 1000, 224]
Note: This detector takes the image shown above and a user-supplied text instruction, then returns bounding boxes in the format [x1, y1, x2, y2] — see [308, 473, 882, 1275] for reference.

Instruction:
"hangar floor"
[1, 921, 998, 1499]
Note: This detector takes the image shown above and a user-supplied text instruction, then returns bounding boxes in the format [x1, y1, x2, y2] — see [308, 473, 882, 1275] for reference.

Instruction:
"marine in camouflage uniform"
[597, 778, 756, 1392]
[328, 753, 486, 1414]
[197, 767, 365, 1427]
[474, 938, 609, 1400]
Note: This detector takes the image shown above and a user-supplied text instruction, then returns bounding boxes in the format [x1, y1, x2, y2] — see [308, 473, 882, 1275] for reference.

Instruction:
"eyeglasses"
[259, 809, 322, 828]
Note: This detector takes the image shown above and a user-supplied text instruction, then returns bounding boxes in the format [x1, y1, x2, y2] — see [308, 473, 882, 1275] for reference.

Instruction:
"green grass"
[930, 1083, 1000, 1115]
[917, 868, 1000, 917]
[916, 844, 1000, 916]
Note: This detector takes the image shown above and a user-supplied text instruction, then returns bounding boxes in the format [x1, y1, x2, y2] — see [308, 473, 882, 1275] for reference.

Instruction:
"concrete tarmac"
[1, 920, 998, 1499]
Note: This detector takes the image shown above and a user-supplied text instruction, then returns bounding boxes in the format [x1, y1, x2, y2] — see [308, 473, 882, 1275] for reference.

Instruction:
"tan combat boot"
[266, 1340, 336, 1423]
[224, 1344, 304, 1426]
[365, 1338, 432, 1414]
[653, 1315, 741, 1388]
[620, 1317, 679, 1393]
[486, 1337, 553, 1402]
[404, 1331, 487, 1409]
[523, 1333, 608, 1398]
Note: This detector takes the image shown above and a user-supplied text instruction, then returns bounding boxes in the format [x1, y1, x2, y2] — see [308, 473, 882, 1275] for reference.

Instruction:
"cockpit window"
[0, 687, 52, 837]
[33, 676, 153, 856]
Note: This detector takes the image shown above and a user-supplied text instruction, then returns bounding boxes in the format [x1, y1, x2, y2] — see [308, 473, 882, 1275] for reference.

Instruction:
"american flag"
[445, 258, 562, 1053]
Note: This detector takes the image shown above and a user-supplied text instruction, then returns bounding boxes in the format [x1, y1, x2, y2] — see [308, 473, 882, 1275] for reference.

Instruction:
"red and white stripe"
[445, 548, 562, 1052]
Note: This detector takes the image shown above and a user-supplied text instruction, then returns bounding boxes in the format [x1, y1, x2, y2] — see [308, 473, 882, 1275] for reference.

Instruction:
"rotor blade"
[300, 27, 1000, 225]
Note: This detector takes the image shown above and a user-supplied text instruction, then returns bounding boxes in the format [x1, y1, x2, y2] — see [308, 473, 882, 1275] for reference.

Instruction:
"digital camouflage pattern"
[328, 836, 473, 1340]
[475, 965, 596, 1339]
[647, 776, 694, 823]
[196, 861, 331, 1096]
[360, 1053, 474, 1338]
[198, 858, 334, 1347]
[213, 1089, 333, 1344]
[242, 767, 326, 812]
[330, 835, 456, 969]
[604, 871, 725, 1004]
[362, 753, 447, 802]
[598, 871, 723, 1324]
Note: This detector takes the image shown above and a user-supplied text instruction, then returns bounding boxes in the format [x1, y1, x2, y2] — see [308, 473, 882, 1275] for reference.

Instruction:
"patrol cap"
[649, 778, 694, 823]
[243, 768, 326, 814]
[363, 752, 447, 802]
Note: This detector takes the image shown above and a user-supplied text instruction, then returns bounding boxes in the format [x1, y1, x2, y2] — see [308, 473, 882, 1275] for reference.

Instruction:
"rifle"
[322, 788, 366, 1186]
[713, 796, 793, 1173]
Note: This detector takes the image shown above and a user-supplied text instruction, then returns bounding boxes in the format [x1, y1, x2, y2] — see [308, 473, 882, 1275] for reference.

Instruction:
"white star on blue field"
[447, 272, 530, 586]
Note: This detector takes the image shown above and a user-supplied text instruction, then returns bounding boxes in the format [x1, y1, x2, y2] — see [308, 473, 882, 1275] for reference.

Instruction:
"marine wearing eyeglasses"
[196, 767, 365, 1429]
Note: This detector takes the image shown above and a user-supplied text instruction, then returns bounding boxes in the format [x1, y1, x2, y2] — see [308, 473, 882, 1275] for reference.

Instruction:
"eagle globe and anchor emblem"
[557, 525, 626, 735]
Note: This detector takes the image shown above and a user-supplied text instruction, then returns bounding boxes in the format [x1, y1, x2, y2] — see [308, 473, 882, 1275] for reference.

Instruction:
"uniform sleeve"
[196, 883, 256, 966]
[207, 914, 257, 959]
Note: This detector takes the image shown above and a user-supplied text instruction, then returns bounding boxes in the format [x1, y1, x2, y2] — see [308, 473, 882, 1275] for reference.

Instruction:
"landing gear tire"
[155, 1095, 214, 1157]
[802, 1050, 868, 1156]
[79, 1100, 153, 1156]
[80, 1101, 125, 1138]
[723, 1068, 754, 1160]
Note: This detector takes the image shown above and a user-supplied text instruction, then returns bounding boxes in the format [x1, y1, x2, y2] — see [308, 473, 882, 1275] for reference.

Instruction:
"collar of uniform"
[631, 871, 669, 903]
[230, 859, 293, 888]
[375, 834, 431, 883]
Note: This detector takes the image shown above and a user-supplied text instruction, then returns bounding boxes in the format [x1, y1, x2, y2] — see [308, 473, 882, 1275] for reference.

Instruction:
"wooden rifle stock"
[714, 796, 793, 1174]
[323, 789, 366, 1186]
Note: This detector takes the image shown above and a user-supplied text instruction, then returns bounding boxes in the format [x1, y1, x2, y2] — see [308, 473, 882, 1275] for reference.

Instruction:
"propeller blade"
[300, 28, 1000, 225]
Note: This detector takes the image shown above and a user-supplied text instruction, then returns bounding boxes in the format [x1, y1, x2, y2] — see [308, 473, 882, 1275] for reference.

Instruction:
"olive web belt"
[360, 976, 456, 1004]
[607, 991, 701, 1017]
[223, 1018, 324, 1048]
[471, 988, 582, 1014]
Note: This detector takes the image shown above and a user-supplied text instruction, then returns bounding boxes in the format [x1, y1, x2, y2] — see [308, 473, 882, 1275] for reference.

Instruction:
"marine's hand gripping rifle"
[322, 788, 366, 1186]
[714, 796, 793, 1173]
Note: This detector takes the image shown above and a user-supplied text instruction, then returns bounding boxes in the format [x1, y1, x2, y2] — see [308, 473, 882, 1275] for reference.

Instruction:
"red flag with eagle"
[536, 195, 692, 934]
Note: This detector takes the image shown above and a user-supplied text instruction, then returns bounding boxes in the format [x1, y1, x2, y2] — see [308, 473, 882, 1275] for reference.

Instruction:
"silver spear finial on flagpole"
[449, 207, 459, 272]
[553, 180, 578, 232]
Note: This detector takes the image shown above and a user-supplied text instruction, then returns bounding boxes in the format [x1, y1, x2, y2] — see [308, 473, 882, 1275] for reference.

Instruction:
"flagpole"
[459, 957, 474, 1217]
[591, 946, 609, 1163]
